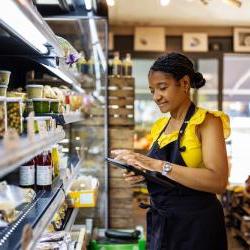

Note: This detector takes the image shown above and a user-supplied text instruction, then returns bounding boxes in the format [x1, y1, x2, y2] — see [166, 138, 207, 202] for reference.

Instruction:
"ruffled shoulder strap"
[189, 107, 231, 139]
[150, 117, 169, 142]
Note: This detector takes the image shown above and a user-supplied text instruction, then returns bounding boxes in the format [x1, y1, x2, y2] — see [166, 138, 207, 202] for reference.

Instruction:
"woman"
[112, 52, 230, 250]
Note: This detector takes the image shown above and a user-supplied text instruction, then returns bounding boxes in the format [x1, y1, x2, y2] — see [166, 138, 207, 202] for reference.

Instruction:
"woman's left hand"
[111, 149, 163, 172]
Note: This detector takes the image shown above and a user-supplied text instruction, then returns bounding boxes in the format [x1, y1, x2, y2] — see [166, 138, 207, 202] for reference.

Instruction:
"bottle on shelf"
[122, 53, 133, 77]
[51, 145, 60, 178]
[111, 51, 122, 77]
[19, 158, 35, 189]
[87, 55, 95, 76]
[36, 150, 52, 190]
[77, 51, 88, 74]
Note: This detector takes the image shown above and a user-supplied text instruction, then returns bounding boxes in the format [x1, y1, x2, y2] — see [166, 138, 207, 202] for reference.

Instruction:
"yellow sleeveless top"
[150, 107, 231, 168]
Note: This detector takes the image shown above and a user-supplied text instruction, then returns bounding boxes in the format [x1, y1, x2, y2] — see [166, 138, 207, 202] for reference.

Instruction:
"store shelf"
[0, 179, 64, 250]
[64, 208, 79, 232]
[0, 130, 65, 178]
[37, 112, 84, 125]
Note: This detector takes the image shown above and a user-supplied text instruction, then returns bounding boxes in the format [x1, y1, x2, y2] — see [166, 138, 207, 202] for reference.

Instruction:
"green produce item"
[26, 85, 43, 99]
[0, 85, 7, 97]
[32, 98, 50, 114]
[0, 97, 6, 138]
[0, 70, 11, 85]
[6, 97, 23, 134]
[50, 100, 59, 113]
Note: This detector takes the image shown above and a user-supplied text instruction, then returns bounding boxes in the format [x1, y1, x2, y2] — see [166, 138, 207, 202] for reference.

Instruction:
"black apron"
[144, 103, 228, 250]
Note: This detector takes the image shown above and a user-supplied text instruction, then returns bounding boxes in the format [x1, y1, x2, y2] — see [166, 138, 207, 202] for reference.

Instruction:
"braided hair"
[149, 52, 206, 89]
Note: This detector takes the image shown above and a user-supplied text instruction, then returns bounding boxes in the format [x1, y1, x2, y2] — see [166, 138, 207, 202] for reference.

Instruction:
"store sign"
[134, 27, 165, 52]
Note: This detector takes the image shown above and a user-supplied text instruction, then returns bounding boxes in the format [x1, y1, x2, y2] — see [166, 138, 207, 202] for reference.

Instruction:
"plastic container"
[0, 70, 11, 85]
[88, 238, 146, 250]
[50, 99, 60, 113]
[0, 97, 7, 138]
[26, 85, 43, 99]
[6, 97, 23, 134]
[23, 99, 34, 116]
[33, 98, 50, 114]
[0, 85, 7, 97]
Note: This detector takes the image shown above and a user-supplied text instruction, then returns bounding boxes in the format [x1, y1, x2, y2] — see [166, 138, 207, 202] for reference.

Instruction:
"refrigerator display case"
[0, 0, 108, 249]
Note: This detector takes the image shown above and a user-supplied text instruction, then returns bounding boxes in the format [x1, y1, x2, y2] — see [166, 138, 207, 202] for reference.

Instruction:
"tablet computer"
[106, 157, 175, 189]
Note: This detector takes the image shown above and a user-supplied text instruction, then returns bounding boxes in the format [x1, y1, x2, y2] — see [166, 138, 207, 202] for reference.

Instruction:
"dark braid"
[149, 52, 206, 89]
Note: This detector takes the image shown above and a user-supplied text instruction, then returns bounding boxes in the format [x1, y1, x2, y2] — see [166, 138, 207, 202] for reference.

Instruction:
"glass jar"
[6, 97, 23, 134]
[0, 97, 7, 138]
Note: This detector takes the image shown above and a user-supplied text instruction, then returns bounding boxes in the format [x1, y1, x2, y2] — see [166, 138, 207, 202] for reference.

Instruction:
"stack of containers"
[0, 71, 10, 137]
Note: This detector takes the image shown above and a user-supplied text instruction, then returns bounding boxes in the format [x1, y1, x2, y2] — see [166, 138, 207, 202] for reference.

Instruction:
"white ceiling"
[108, 0, 250, 26]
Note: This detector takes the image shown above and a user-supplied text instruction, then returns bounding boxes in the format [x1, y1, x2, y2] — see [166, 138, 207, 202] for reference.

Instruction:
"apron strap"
[177, 102, 196, 152]
[155, 102, 196, 152]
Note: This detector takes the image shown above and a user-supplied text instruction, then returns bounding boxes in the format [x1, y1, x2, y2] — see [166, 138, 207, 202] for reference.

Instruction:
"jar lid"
[26, 84, 44, 88]
[0, 85, 7, 88]
[50, 99, 60, 102]
[0, 70, 11, 73]
[32, 98, 50, 102]
[0, 97, 6, 101]
[6, 97, 22, 102]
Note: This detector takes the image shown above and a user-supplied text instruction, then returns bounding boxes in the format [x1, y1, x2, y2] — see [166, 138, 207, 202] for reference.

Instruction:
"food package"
[39, 231, 71, 243]
[43, 85, 57, 99]
[0, 182, 35, 224]
[66, 176, 98, 208]
[35, 241, 67, 250]
[0, 182, 35, 208]
[69, 176, 98, 191]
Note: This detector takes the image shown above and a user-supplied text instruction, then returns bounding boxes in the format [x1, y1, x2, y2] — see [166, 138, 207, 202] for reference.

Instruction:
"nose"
[153, 89, 162, 103]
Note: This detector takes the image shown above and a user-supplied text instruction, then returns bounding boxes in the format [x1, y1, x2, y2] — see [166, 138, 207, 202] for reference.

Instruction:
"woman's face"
[148, 71, 189, 113]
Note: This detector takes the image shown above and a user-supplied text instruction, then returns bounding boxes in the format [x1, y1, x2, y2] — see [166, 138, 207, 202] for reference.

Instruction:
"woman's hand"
[122, 170, 145, 185]
[111, 149, 163, 172]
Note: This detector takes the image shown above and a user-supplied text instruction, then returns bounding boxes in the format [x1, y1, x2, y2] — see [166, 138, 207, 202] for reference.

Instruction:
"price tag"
[51, 119, 56, 132]
[38, 121, 47, 138]
[27, 112, 35, 141]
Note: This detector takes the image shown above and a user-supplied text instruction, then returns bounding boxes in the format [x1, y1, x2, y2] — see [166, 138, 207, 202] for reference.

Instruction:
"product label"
[36, 165, 52, 186]
[20, 165, 35, 186]
[80, 193, 93, 205]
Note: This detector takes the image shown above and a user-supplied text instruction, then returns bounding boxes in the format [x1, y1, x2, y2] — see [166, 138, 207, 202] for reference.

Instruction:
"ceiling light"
[222, 0, 242, 7]
[0, 1, 48, 54]
[106, 0, 115, 7]
[160, 0, 171, 6]
[84, 0, 92, 10]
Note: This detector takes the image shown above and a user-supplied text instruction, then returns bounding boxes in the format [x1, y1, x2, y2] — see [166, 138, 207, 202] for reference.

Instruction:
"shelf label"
[27, 112, 35, 141]
[80, 194, 93, 205]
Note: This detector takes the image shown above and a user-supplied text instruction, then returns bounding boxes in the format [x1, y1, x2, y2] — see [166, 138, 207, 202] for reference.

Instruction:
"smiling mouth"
[158, 102, 167, 107]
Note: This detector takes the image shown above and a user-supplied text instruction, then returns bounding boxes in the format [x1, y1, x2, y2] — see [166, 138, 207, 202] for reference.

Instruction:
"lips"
[158, 102, 168, 107]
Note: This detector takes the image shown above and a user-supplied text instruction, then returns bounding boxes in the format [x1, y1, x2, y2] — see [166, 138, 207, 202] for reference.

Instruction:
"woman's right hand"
[123, 170, 145, 185]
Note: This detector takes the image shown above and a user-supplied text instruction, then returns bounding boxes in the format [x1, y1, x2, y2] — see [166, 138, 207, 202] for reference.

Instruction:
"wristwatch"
[161, 161, 172, 176]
